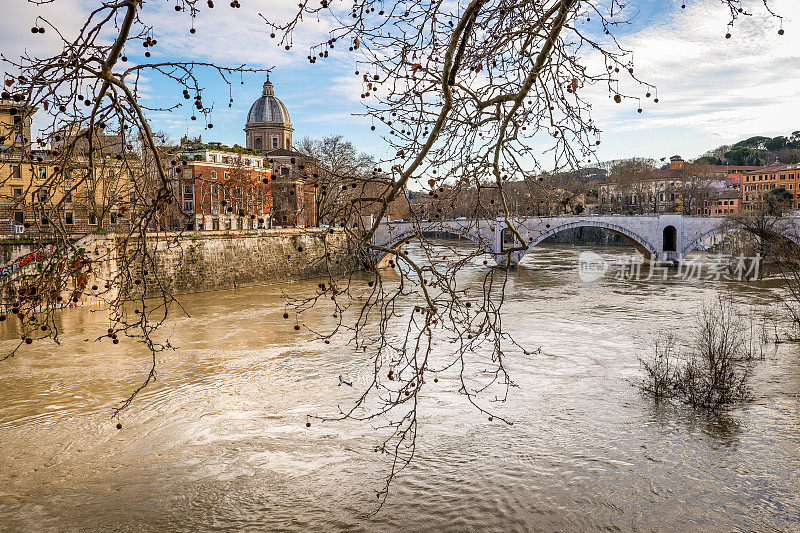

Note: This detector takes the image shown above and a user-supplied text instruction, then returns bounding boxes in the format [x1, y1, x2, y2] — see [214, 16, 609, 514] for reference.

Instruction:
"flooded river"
[0, 243, 797, 532]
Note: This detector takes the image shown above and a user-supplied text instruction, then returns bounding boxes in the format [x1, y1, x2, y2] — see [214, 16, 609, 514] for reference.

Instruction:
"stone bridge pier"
[372, 214, 800, 268]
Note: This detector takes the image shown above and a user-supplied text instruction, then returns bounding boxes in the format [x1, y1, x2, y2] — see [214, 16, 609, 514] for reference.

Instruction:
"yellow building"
[1, 100, 136, 235]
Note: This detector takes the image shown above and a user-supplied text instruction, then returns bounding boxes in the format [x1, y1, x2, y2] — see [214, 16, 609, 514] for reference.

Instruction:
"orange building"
[741, 163, 800, 211]
[704, 190, 743, 216]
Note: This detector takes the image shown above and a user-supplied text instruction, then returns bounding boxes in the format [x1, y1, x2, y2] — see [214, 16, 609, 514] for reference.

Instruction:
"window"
[10, 165, 21, 180]
[211, 170, 218, 180]
[224, 172, 230, 180]
[13, 211, 23, 225]
[88, 212, 97, 225]
[12, 187, 23, 200]
[210, 154, 217, 163]
[212, 218, 219, 230]
[110, 212, 119, 224]
[183, 184, 194, 199]
[41, 214, 49, 225]
[184, 200, 195, 212]
[65, 212, 74, 225]
[38, 166, 46, 180]
[281, 167, 289, 176]
[64, 191, 73, 203]
[37, 190, 48, 202]
[272, 137, 279, 149]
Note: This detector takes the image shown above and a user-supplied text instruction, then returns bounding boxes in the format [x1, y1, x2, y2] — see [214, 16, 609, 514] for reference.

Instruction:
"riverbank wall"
[133, 228, 355, 294]
[0, 228, 356, 304]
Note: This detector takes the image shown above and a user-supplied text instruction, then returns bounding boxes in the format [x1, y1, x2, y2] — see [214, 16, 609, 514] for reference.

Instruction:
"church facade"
[245, 76, 317, 227]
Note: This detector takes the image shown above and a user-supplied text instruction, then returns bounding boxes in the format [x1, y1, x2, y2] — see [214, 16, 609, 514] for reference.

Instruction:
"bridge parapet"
[372, 214, 800, 267]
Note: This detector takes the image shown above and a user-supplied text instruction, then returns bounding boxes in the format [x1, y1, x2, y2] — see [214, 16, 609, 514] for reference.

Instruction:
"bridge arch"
[513, 220, 659, 264]
[374, 225, 493, 268]
[680, 224, 800, 257]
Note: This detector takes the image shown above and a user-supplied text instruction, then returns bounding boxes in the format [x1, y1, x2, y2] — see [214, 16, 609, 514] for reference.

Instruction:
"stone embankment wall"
[1, 229, 356, 305]
[135, 228, 355, 295]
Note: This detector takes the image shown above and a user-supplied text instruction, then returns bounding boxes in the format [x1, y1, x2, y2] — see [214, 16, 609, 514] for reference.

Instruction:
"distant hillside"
[696, 131, 800, 166]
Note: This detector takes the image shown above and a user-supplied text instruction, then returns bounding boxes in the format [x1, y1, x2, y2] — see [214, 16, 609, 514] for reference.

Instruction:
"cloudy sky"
[1, 0, 797, 164]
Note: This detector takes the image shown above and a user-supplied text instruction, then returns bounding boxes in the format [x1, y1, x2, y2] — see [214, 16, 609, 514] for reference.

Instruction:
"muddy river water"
[0, 243, 797, 532]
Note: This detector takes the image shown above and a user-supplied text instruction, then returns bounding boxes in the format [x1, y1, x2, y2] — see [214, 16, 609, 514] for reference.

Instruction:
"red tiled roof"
[744, 163, 800, 174]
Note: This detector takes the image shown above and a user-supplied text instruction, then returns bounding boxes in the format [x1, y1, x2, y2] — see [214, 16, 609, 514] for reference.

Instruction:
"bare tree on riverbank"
[0, 0, 785, 507]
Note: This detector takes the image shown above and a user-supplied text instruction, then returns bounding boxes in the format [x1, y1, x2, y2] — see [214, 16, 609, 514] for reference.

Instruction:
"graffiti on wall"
[0, 245, 56, 281]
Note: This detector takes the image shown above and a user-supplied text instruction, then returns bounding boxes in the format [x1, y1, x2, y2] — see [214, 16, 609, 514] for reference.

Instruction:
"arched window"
[254, 137, 262, 150]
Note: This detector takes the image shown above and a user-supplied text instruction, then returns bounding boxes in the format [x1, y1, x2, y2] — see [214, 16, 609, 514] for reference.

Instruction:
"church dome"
[246, 76, 291, 126]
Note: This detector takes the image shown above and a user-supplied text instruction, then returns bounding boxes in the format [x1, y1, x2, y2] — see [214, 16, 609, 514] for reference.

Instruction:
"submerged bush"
[639, 298, 762, 410]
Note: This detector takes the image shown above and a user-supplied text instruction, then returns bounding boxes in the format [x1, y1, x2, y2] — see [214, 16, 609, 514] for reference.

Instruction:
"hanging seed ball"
[483, 260, 488, 265]
[174, 5, 181, 11]
[324, 340, 330, 344]
[434, 377, 438, 383]
[646, 92, 651, 98]
[297, 246, 303, 252]
[116, 422, 122, 429]
[613, 94, 622, 103]
[207, 0, 214, 6]
[725, 32, 731, 38]
[108, 328, 114, 334]
[305, 422, 311, 427]
[17, 312, 25, 320]
[92, 284, 98, 291]
[367, 280, 374, 287]
[465, 302, 471, 308]
[488, 416, 493, 421]
[113, 338, 119, 344]
[41, 325, 48, 331]
[31, 27, 38, 33]
[283, 312, 289, 319]
[25, 338, 32, 344]
[293, 324, 300, 331]
[654, 98, 659, 103]
[208, 123, 213, 128]
[190, 28, 196, 34]
[637, 108, 642, 113]
[778, 28, 784, 35]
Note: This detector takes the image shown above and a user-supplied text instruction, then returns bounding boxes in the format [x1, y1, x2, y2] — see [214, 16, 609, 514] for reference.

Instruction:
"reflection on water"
[0, 242, 798, 532]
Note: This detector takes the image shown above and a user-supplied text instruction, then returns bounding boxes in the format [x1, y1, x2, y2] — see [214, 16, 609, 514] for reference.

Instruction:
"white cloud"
[587, 0, 799, 159]
[140, 0, 335, 69]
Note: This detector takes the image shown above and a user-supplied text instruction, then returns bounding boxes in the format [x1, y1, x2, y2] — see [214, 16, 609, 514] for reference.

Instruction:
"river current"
[0, 242, 797, 532]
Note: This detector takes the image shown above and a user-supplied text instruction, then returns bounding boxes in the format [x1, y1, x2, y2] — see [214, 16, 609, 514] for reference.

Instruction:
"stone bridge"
[372, 214, 800, 267]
